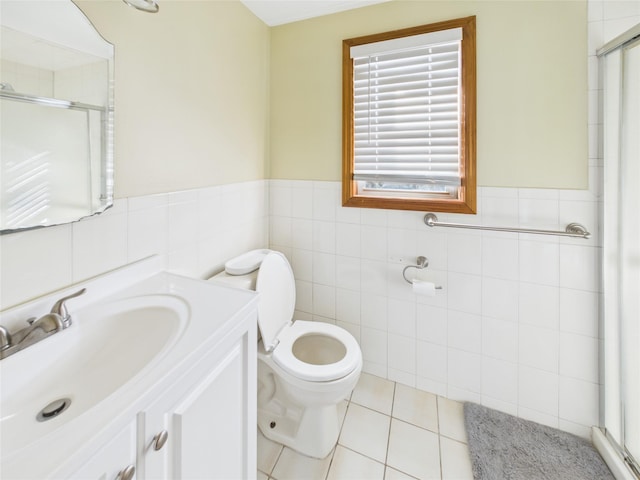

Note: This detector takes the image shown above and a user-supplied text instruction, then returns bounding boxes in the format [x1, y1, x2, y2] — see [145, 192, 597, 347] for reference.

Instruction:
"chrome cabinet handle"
[117, 464, 135, 480]
[153, 430, 169, 451]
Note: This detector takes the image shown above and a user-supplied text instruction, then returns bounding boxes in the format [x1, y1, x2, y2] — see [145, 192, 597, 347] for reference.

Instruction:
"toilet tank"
[207, 249, 272, 290]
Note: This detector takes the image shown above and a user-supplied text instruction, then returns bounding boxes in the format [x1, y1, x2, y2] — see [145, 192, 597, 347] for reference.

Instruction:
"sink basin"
[0, 293, 189, 457]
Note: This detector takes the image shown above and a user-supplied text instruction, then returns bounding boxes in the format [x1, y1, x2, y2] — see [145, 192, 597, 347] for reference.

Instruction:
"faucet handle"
[50, 288, 86, 327]
[0, 326, 12, 350]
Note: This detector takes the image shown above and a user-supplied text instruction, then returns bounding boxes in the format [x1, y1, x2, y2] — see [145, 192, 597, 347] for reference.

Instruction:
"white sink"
[0, 293, 189, 457]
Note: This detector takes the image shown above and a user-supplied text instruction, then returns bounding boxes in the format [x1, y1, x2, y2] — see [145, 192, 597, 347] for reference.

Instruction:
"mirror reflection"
[0, 0, 114, 233]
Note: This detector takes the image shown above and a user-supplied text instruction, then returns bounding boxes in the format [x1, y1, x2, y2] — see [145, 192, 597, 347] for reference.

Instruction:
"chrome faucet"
[50, 288, 86, 328]
[0, 325, 11, 351]
[17, 312, 64, 341]
[0, 288, 86, 360]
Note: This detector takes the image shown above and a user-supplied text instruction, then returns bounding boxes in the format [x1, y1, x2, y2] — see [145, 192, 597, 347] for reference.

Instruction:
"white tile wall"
[1, 59, 54, 98]
[269, 178, 602, 437]
[0, 180, 269, 310]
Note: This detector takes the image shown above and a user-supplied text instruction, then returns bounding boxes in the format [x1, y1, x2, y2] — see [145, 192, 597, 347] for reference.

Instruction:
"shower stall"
[597, 23, 640, 480]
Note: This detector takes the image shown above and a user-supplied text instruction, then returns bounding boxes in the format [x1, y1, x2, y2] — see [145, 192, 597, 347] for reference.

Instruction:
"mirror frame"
[0, 0, 114, 234]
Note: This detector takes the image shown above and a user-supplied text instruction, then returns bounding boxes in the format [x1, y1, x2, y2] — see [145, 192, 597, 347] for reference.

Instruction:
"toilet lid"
[255, 251, 296, 352]
[272, 321, 362, 382]
[225, 249, 272, 275]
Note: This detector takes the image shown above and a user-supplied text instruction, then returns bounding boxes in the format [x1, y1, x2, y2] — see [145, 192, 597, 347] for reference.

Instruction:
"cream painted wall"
[76, 0, 270, 199]
[270, 0, 588, 190]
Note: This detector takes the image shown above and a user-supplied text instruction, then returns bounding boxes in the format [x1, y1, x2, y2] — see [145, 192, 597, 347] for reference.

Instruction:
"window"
[342, 16, 476, 213]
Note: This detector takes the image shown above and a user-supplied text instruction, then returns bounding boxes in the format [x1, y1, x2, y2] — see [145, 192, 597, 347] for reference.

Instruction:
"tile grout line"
[384, 381, 397, 472]
[323, 396, 354, 480]
[267, 442, 285, 480]
[322, 446, 338, 480]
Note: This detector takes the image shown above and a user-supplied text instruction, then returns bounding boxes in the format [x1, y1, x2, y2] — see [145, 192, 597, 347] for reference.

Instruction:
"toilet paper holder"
[402, 256, 442, 290]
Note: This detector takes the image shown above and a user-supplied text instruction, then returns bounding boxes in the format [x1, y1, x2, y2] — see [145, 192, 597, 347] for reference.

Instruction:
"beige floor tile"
[437, 396, 468, 443]
[387, 419, 441, 480]
[392, 383, 439, 433]
[270, 446, 332, 480]
[338, 399, 349, 429]
[339, 403, 391, 463]
[385, 466, 420, 479]
[351, 372, 396, 415]
[327, 445, 386, 480]
[440, 437, 473, 480]
[259, 375, 476, 480]
[258, 429, 284, 475]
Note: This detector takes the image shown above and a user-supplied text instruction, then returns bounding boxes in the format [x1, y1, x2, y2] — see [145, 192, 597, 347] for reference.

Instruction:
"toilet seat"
[272, 321, 361, 382]
[254, 251, 360, 383]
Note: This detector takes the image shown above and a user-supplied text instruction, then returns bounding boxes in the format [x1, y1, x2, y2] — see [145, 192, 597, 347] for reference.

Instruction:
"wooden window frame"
[342, 16, 477, 213]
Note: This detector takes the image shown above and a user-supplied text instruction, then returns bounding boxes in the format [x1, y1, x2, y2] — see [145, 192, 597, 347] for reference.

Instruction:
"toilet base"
[255, 331, 362, 460]
[258, 399, 341, 459]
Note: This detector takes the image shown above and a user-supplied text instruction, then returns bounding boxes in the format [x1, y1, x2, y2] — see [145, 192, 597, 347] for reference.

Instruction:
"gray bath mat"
[463, 402, 614, 480]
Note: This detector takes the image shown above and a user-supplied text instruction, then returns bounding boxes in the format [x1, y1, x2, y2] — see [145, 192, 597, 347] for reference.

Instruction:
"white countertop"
[0, 257, 258, 479]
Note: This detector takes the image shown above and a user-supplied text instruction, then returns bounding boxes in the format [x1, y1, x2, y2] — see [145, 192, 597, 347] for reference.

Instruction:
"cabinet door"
[139, 327, 256, 480]
[71, 421, 137, 480]
[172, 341, 249, 479]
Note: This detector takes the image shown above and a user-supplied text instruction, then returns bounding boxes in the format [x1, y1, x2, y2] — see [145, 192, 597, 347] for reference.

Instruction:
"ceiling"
[240, 0, 391, 26]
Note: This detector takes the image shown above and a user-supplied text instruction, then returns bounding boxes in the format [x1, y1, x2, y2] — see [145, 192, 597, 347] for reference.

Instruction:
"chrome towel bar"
[424, 213, 591, 239]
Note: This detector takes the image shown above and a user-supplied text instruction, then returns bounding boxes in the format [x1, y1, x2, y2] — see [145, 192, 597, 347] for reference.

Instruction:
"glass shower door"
[619, 36, 639, 469]
[600, 24, 640, 478]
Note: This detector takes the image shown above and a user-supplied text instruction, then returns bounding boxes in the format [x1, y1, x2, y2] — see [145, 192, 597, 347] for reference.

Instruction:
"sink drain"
[36, 398, 71, 422]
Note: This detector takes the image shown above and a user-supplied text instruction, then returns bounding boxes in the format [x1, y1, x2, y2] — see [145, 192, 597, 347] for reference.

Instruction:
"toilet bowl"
[209, 249, 362, 458]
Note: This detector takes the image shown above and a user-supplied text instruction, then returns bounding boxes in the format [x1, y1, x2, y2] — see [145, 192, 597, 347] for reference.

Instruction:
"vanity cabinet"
[71, 421, 137, 480]
[67, 316, 256, 480]
[137, 315, 257, 480]
[1, 266, 258, 480]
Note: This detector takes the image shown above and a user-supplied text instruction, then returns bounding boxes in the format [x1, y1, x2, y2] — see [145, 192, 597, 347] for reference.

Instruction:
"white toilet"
[209, 249, 362, 459]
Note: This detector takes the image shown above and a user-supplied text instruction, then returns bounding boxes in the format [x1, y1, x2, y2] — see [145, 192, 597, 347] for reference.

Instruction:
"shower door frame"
[598, 22, 640, 480]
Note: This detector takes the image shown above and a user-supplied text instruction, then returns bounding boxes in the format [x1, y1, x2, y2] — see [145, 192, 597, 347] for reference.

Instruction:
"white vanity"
[0, 257, 258, 479]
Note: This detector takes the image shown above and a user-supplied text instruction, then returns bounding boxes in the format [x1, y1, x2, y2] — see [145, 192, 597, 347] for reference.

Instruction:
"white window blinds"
[350, 28, 462, 188]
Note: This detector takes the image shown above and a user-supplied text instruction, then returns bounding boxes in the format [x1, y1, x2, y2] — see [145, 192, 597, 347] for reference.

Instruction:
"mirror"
[0, 0, 114, 233]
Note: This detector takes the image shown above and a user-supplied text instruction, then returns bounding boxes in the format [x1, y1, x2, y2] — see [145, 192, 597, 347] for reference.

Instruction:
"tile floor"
[257, 373, 474, 480]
